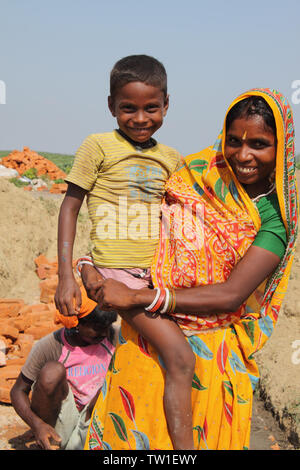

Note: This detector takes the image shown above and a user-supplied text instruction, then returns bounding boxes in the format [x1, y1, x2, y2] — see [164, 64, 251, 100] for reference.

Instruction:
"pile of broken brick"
[0, 255, 79, 404]
[1, 147, 68, 194]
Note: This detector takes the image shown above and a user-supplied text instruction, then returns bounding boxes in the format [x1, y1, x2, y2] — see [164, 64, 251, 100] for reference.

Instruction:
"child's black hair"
[78, 306, 118, 329]
[110, 54, 167, 100]
[78, 307, 118, 344]
[226, 96, 276, 135]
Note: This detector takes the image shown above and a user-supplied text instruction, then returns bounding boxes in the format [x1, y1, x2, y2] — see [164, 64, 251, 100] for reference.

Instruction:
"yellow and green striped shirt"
[66, 131, 182, 268]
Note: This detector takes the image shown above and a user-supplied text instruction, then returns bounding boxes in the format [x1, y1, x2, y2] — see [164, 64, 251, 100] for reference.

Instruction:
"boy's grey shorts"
[55, 386, 90, 450]
[32, 382, 90, 450]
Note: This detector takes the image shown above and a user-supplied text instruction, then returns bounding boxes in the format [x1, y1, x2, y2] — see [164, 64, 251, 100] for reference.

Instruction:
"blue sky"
[1, 0, 300, 157]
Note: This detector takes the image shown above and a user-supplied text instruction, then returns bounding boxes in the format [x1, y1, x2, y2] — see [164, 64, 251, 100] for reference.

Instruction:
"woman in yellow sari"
[84, 88, 298, 450]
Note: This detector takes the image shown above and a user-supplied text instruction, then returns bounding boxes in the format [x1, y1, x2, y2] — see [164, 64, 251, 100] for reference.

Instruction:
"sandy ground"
[0, 173, 299, 450]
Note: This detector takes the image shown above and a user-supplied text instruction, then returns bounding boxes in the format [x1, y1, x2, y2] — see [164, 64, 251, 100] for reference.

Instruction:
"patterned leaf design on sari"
[194, 419, 208, 446]
[258, 315, 274, 338]
[193, 182, 204, 196]
[89, 437, 102, 450]
[223, 380, 233, 397]
[109, 412, 128, 442]
[192, 373, 207, 391]
[224, 402, 233, 426]
[91, 412, 103, 440]
[229, 350, 247, 373]
[188, 159, 208, 174]
[101, 377, 107, 401]
[237, 395, 249, 404]
[102, 441, 112, 450]
[248, 373, 259, 391]
[229, 180, 240, 203]
[271, 305, 280, 321]
[193, 425, 203, 445]
[119, 386, 135, 422]
[88, 417, 104, 449]
[201, 418, 209, 448]
[209, 154, 227, 169]
[242, 320, 255, 345]
[216, 333, 229, 374]
[188, 336, 213, 360]
[131, 430, 151, 450]
[138, 335, 151, 357]
[118, 328, 127, 345]
[108, 353, 119, 374]
[215, 178, 229, 202]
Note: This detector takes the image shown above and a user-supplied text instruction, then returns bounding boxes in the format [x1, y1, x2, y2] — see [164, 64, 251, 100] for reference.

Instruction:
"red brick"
[15, 333, 34, 347]
[36, 264, 57, 280]
[0, 323, 19, 341]
[0, 365, 22, 380]
[34, 254, 49, 267]
[0, 299, 25, 317]
[29, 304, 49, 312]
[24, 324, 57, 340]
[50, 183, 67, 194]
[0, 385, 11, 404]
[11, 317, 31, 333]
[5, 357, 26, 366]
[39, 276, 58, 303]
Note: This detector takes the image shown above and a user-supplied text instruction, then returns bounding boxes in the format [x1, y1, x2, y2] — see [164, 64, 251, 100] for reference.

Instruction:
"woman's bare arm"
[97, 245, 281, 315]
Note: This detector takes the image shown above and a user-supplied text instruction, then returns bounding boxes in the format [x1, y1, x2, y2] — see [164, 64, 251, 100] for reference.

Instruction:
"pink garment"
[58, 330, 115, 410]
[95, 267, 151, 289]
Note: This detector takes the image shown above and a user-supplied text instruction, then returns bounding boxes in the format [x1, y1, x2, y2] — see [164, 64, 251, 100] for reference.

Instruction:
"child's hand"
[54, 277, 82, 316]
[81, 264, 104, 302]
[32, 421, 62, 450]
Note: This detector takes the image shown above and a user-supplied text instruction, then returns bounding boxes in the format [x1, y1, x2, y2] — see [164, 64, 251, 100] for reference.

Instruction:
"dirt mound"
[1, 147, 66, 180]
[0, 178, 91, 304]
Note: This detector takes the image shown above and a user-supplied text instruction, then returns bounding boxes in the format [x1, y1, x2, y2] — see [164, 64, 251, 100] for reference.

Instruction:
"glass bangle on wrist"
[144, 287, 176, 314]
[75, 256, 94, 277]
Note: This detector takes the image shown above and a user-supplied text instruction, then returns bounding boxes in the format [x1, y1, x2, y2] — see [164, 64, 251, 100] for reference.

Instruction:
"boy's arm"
[55, 182, 87, 316]
[10, 374, 61, 450]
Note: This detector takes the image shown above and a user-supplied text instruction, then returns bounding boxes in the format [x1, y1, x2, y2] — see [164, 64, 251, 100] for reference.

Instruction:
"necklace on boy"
[116, 129, 157, 151]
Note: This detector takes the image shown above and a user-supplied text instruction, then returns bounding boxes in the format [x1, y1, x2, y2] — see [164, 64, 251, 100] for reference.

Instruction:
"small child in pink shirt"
[10, 286, 118, 450]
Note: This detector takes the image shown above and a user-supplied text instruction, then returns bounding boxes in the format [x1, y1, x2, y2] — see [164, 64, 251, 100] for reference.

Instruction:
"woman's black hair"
[226, 96, 276, 135]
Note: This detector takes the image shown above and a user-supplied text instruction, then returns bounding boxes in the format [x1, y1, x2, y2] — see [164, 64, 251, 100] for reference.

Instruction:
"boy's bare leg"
[31, 361, 69, 428]
[120, 309, 195, 450]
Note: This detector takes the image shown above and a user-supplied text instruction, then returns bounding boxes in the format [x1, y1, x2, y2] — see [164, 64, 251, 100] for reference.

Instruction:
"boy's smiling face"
[108, 81, 169, 143]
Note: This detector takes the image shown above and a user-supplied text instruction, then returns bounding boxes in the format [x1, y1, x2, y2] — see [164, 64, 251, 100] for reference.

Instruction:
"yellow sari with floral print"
[85, 89, 298, 450]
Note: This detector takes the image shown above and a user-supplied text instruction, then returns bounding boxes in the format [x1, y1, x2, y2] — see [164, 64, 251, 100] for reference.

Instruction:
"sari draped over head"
[85, 89, 298, 451]
[152, 88, 298, 343]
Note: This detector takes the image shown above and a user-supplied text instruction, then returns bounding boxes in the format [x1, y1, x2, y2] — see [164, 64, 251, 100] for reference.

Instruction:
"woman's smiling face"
[225, 115, 276, 196]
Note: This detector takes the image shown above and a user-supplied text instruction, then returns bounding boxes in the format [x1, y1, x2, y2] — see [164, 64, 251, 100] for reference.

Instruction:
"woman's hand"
[81, 264, 104, 302]
[96, 279, 139, 311]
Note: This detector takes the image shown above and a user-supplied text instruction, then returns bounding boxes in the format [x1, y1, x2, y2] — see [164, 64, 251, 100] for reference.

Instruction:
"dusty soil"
[0, 173, 299, 450]
[0, 178, 91, 304]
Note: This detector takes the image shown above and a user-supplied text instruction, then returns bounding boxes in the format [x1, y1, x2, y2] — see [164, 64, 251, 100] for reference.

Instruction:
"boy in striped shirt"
[55, 55, 195, 450]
